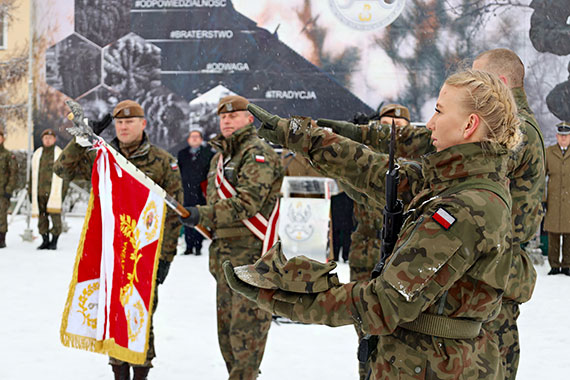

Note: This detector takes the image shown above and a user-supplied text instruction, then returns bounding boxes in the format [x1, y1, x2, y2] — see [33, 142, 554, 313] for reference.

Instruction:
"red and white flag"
[60, 141, 166, 364]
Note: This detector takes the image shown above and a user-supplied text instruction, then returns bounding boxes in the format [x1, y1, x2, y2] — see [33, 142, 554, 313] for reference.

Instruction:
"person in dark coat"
[331, 191, 354, 262]
[177, 129, 215, 255]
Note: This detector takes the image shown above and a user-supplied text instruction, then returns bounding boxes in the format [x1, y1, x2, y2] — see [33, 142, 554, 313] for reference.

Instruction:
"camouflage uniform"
[332, 87, 544, 379]
[248, 116, 513, 379]
[334, 121, 429, 379]
[35, 145, 66, 236]
[0, 143, 18, 234]
[197, 123, 283, 380]
[54, 132, 183, 367]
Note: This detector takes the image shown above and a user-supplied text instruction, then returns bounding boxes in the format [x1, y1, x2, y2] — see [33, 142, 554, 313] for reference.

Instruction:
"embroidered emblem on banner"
[432, 208, 456, 230]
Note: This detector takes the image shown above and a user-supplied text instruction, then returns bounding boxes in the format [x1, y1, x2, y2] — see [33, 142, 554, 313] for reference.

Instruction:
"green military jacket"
[0, 144, 18, 196]
[199, 124, 283, 235]
[334, 88, 543, 303]
[54, 133, 183, 261]
[255, 117, 512, 378]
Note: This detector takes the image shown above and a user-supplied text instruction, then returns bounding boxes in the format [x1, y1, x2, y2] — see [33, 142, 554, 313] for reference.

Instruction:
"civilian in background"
[177, 129, 215, 255]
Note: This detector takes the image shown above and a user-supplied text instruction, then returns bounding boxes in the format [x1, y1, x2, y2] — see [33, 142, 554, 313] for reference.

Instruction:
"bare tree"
[0, 0, 28, 132]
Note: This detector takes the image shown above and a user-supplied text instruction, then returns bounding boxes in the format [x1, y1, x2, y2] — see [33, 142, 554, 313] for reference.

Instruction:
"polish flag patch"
[432, 208, 456, 230]
[255, 155, 266, 163]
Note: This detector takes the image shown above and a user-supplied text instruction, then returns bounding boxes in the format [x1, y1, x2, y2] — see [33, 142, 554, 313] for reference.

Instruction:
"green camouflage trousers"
[210, 236, 272, 380]
[0, 197, 9, 233]
[349, 233, 381, 380]
[484, 300, 520, 380]
[37, 195, 62, 235]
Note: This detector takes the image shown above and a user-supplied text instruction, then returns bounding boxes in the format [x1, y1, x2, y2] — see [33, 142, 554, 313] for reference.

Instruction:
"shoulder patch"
[170, 162, 179, 171]
[254, 154, 266, 163]
[432, 207, 456, 230]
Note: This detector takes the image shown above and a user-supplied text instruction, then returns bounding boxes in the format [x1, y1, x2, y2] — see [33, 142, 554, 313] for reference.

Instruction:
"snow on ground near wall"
[0, 215, 569, 379]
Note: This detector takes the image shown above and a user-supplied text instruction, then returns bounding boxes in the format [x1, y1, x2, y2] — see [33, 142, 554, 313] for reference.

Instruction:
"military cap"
[113, 100, 145, 119]
[217, 95, 249, 115]
[556, 121, 570, 135]
[41, 128, 56, 138]
[379, 103, 410, 122]
[234, 242, 340, 293]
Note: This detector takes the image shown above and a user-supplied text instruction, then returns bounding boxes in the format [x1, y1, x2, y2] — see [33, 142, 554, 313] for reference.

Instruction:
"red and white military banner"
[60, 141, 166, 364]
[215, 155, 280, 254]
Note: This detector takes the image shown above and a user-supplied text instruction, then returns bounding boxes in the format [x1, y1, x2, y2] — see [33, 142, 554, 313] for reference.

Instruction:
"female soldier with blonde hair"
[219, 70, 521, 379]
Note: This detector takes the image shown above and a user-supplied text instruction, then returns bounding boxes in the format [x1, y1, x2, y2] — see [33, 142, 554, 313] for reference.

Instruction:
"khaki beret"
[113, 100, 144, 119]
[217, 95, 249, 115]
[557, 121, 570, 135]
[41, 128, 56, 138]
[379, 103, 410, 122]
[234, 242, 340, 293]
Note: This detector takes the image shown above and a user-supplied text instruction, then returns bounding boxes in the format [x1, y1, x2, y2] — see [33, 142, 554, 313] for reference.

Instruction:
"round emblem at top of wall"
[329, 0, 407, 31]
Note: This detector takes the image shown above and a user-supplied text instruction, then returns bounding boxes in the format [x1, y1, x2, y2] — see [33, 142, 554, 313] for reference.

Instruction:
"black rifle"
[357, 120, 405, 377]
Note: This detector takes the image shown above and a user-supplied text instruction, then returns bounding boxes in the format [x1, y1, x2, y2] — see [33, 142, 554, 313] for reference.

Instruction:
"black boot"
[111, 363, 130, 380]
[48, 234, 59, 250]
[132, 367, 150, 380]
[37, 234, 50, 250]
[561, 267, 570, 276]
[0, 232, 6, 248]
[548, 267, 561, 275]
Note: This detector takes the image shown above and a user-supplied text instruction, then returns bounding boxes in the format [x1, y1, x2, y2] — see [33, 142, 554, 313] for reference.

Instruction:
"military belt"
[399, 313, 482, 339]
[213, 226, 253, 239]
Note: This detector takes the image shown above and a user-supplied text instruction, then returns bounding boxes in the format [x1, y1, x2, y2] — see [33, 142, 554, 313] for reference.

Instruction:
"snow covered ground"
[1, 215, 569, 379]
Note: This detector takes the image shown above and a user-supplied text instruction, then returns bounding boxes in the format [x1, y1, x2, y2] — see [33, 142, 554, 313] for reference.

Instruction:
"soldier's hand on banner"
[247, 104, 288, 145]
[75, 136, 92, 147]
[157, 259, 171, 285]
[88, 113, 113, 135]
[180, 206, 200, 227]
[223, 261, 259, 302]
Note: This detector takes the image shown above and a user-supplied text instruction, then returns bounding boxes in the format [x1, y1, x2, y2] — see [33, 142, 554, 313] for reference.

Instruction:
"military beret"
[234, 242, 340, 293]
[379, 103, 410, 122]
[41, 128, 56, 138]
[217, 95, 249, 115]
[113, 100, 145, 119]
[556, 121, 570, 135]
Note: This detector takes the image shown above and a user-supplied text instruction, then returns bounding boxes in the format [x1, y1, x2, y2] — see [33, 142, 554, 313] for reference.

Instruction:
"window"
[0, 15, 6, 49]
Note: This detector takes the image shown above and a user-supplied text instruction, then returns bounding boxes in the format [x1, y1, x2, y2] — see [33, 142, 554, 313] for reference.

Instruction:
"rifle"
[64, 100, 211, 239]
[371, 119, 404, 279]
[357, 120, 405, 377]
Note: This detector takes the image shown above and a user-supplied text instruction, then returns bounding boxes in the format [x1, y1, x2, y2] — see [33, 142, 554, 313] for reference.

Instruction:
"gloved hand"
[156, 259, 171, 285]
[3, 193, 11, 200]
[88, 113, 113, 135]
[316, 119, 360, 141]
[222, 261, 260, 303]
[247, 104, 288, 145]
[179, 206, 199, 227]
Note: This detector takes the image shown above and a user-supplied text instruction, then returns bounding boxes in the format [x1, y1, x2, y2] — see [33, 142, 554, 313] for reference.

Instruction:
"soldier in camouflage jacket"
[54, 100, 182, 379]
[326, 50, 545, 379]
[225, 70, 521, 380]
[180, 95, 284, 380]
[0, 130, 18, 248]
